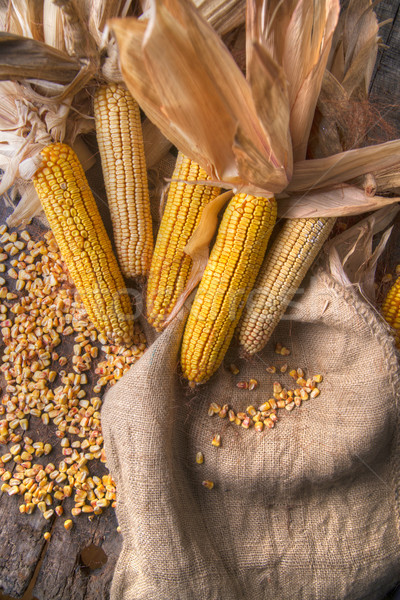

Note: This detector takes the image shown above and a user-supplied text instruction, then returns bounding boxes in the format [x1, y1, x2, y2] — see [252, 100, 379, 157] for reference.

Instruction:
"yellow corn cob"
[181, 193, 277, 384]
[381, 276, 400, 348]
[33, 142, 134, 345]
[239, 217, 335, 354]
[93, 83, 153, 279]
[146, 151, 220, 331]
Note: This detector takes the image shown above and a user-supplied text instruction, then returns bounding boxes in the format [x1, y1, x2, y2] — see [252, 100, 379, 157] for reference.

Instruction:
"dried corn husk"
[0, 0, 245, 225]
[43, 0, 66, 51]
[6, 0, 43, 40]
[0, 0, 116, 225]
[0, 32, 81, 82]
[325, 204, 400, 303]
[277, 185, 400, 219]
[111, 0, 400, 313]
[286, 140, 400, 193]
[0, 2, 104, 226]
[141, 0, 246, 36]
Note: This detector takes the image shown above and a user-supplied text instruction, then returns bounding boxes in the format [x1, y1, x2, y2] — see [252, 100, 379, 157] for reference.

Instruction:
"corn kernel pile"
[0, 224, 146, 530]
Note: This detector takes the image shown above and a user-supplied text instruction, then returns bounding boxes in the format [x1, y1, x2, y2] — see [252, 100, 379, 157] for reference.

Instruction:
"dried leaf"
[307, 73, 346, 158]
[53, 0, 98, 60]
[352, 165, 400, 194]
[0, 32, 81, 83]
[232, 128, 289, 194]
[246, 0, 298, 66]
[342, 0, 379, 93]
[0, 1, 7, 30]
[341, 32, 378, 97]
[246, 41, 292, 180]
[43, 0, 66, 51]
[194, 0, 245, 35]
[111, 0, 289, 191]
[325, 204, 400, 301]
[287, 140, 400, 192]
[284, 0, 340, 160]
[142, 0, 246, 35]
[110, 18, 173, 146]
[277, 185, 400, 218]
[7, 0, 44, 40]
[88, 0, 126, 45]
[6, 181, 43, 227]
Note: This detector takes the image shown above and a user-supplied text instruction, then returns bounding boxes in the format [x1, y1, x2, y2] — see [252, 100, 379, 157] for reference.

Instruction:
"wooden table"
[0, 1, 400, 598]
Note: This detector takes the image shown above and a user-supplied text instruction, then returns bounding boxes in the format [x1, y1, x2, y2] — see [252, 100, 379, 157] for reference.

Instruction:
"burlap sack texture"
[102, 269, 400, 600]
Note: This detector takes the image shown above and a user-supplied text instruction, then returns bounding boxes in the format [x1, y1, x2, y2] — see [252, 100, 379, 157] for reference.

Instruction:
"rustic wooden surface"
[0, 195, 123, 600]
[370, 3, 400, 130]
[0, 1, 400, 599]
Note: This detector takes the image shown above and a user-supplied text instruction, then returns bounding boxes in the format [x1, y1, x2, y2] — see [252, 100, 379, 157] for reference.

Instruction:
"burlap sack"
[102, 268, 400, 600]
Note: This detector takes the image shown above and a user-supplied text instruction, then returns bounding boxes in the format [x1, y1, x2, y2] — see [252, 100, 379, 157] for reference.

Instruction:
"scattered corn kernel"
[196, 452, 204, 464]
[202, 480, 214, 490]
[211, 434, 221, 448]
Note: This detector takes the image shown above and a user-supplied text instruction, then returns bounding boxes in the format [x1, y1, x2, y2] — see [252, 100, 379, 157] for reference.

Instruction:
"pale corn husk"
[0, 0, 249, 226]
[280, 0, 400, 218]
[111, 0, 343, 190]
[113, 0, 395, 203]
[286, 140, 400, 193]
[6, 0, 43, 40]
[0, 0, 113, 225]
[43, 0, 66, 51]
[141, 0, 246, 36]
[88, 0, 129, 48]
[139, 0, 249, 167]
[111, 7, 290, 191]
[325, 204, 400, 303]
[0, 0, 162, 225]
[0, 2, 7, 30]
[352, 165, 400, 195]
[52, 0, 97, 60]
[277, 185, 400, 219]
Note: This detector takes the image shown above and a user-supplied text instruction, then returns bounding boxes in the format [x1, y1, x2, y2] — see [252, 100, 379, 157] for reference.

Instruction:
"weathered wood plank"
[0, 199, 123, 600]
[33, 495, 121, 600]
[0, 489, 48, 597]
[370, 4, 400, 127]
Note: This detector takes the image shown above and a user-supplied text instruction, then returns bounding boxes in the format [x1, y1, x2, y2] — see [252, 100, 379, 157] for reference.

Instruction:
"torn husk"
[276, 185, 400, 219]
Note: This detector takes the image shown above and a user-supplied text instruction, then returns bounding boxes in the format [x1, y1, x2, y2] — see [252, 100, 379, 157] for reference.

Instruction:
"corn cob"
[181, 193, 277, 384]
[33, 142, 134, 345]
[239, 217, 335, 354]
[93, 83, 153, 279]
[146, 151, 220, 331]
[381, 275, 400, 348]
